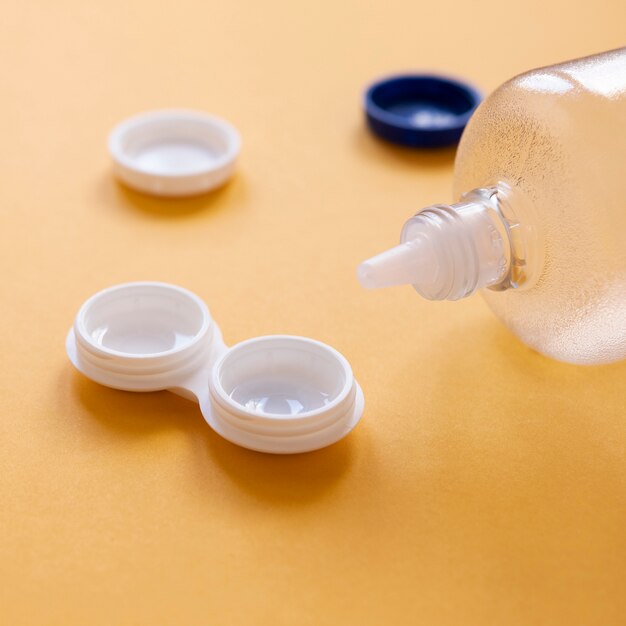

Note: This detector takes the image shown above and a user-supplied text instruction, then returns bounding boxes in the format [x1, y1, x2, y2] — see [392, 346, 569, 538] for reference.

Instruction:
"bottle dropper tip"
[357, 261, 378, 289]
[357, 237, 440, 290]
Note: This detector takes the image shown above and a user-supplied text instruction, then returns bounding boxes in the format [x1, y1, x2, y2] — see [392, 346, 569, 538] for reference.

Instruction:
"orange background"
[1, 1, 625, 624]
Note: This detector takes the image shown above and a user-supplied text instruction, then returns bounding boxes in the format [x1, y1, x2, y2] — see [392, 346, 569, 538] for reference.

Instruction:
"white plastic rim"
[206, 336, 363, 454]
[68, 282, 217, 391]
[108, 110, 241, 197]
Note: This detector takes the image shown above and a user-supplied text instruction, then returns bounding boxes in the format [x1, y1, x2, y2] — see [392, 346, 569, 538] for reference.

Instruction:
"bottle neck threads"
[358, 184, 539, 301]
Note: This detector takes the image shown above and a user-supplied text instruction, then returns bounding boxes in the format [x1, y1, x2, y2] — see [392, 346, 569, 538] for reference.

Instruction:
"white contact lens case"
[66, 282, 364, 454]
[108, 110, 241, 197]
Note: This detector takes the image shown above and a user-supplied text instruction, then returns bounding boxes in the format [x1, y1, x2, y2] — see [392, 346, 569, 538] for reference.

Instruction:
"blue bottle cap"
[364, 74, 482, 148]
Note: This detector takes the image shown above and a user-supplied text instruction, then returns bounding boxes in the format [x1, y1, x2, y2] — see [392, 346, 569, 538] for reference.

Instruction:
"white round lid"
[108, 110, 241, 197]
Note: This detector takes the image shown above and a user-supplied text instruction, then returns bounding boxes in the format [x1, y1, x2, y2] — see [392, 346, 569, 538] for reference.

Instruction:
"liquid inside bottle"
[359, 48, 626, 365]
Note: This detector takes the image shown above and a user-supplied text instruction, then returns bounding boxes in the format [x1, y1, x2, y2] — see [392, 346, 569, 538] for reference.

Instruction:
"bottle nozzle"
[358, 192, 514, 300]
[357, 239, 436, 289]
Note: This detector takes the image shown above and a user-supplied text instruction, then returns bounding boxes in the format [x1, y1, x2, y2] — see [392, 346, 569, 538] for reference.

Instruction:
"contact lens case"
[66, 282, 364, 454]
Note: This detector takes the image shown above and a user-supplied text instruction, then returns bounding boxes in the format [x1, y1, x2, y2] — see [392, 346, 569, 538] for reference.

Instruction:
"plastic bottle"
[358, 48, 626, 365]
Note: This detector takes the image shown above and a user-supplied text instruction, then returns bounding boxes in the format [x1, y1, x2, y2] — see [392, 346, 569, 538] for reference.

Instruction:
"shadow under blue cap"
[364, 74, 482, 148]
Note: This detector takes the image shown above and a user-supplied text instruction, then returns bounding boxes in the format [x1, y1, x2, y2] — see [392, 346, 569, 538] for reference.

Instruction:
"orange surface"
[1, 2, 625, 624]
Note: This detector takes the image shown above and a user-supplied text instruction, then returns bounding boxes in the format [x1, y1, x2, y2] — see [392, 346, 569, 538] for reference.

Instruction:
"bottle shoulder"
[454, 50, 626, 195]
[492, 46, 626, 107]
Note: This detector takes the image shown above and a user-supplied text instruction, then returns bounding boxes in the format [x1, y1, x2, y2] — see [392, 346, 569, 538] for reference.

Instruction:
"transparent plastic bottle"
[358, 48, 626, 365]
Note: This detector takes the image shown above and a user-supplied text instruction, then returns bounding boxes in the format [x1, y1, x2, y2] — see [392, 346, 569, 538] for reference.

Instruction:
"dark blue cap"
[364, 74, 482, 148]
